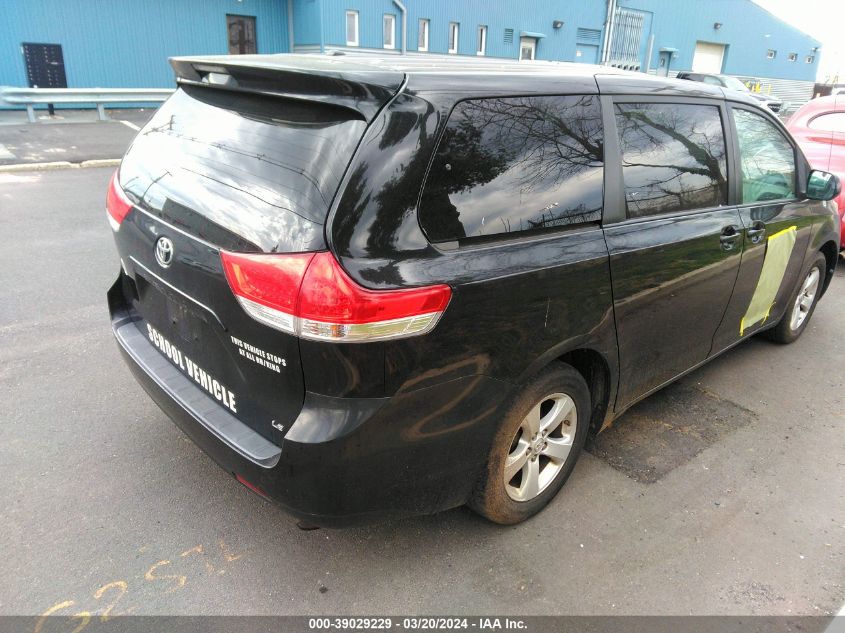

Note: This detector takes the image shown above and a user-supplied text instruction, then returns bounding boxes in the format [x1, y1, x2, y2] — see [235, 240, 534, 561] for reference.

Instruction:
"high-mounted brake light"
[220, 250, 451, 342]
[106, 170, 134, 231]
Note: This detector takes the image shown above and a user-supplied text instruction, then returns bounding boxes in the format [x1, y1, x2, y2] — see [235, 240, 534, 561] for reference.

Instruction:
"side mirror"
[806, 170, 841, 201]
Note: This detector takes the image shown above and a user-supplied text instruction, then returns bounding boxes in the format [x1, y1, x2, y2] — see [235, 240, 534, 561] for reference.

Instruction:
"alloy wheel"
[504, 393, 577, 502]
[789, 267, 820, 331]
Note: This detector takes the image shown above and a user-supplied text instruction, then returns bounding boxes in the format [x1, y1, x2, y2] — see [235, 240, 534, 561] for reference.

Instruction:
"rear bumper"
[114, 314, 283, 468]
[110, 278, 511, 527]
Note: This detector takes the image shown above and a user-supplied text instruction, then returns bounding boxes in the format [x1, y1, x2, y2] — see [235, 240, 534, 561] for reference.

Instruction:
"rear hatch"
[111, 56, 403, 442]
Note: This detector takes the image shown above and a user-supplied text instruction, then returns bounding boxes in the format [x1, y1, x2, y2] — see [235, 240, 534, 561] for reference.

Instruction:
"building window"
[418, 18, 429, 51]
[806, 55, 815, 63]
[448, 22, 459, 54]
[383, 14, 396, 49]
[346, 11, 359, 47]
[477, 25, 487, 56]
[766, 49, 776, 59]
[227, 15, 257, 55]
[788, 53, 798, 62]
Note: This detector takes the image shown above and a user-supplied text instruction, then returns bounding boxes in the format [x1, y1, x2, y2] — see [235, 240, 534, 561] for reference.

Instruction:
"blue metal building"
[0, 0, 822, 102]
[0, 0, 289, 89]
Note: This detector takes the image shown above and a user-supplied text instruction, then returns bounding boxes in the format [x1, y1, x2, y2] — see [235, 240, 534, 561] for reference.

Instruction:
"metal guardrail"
[0, 87, 174, 122]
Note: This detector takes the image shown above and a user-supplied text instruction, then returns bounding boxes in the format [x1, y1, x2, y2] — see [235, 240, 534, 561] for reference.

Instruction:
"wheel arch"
[555, 348, 613, 437]
[819, 240, 838, 296]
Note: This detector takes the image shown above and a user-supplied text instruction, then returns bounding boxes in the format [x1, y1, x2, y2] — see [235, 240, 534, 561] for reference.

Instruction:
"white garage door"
[692, 41, 726, 73]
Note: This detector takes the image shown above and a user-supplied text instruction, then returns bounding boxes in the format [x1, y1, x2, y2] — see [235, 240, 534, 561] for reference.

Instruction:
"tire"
[764, 252, 826, 344]
[469, 363, 590, 525]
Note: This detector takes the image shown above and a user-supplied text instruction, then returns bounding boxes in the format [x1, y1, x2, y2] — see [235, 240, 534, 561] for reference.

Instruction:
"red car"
[788, 95, 845, 248]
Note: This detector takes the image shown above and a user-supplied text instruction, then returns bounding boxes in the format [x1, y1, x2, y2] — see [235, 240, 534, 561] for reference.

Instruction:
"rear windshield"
[120, 85, 367, 252]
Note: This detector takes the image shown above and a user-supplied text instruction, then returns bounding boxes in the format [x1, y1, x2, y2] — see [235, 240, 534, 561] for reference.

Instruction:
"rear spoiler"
[170, 55, 405, 122]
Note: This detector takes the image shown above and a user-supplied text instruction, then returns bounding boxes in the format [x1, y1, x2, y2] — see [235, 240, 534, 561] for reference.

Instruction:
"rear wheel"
[765, 253, 826, 344]
[470, 364, 589, 525]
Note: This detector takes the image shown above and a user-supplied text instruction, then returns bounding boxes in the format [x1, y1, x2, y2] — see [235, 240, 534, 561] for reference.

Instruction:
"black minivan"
[107, 55, 840, 526]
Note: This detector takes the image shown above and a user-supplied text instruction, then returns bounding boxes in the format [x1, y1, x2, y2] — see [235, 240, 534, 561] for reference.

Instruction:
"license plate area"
[133, 264, 221, 334]
[133, 275, 257, 421]
[127, 267, 304, 442]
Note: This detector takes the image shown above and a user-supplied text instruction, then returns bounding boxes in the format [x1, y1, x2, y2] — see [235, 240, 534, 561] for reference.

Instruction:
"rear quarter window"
[418, 95, 604, 243]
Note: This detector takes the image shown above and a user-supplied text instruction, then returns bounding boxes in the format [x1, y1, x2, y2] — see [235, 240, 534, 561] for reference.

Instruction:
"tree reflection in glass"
[615, 103, 728, 218]
[420, 95, 604, 242]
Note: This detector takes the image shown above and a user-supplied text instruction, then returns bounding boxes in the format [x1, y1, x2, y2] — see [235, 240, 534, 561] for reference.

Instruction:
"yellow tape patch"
[740, 225, 797, 336]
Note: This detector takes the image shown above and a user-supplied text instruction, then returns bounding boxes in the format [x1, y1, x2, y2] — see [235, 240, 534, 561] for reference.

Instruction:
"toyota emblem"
[154, 236, 174, 268]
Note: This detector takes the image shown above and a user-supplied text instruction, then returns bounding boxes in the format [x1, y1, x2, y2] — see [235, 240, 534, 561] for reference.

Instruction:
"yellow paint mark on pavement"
[144, 560, 187, 593]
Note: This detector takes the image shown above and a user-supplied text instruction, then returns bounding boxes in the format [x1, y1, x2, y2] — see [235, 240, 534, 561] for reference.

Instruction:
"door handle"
[720, 225, 741, 251]
[746, 221, 767, 244]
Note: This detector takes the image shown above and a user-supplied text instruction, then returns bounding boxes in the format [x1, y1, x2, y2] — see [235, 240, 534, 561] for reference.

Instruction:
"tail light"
[106, 170, 133, 231]
[221, 250, 451, 342]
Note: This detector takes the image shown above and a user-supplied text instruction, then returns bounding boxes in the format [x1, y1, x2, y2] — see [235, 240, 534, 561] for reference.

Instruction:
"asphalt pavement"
[0, 109, 155, 166]
[0, 166, 843, 619]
